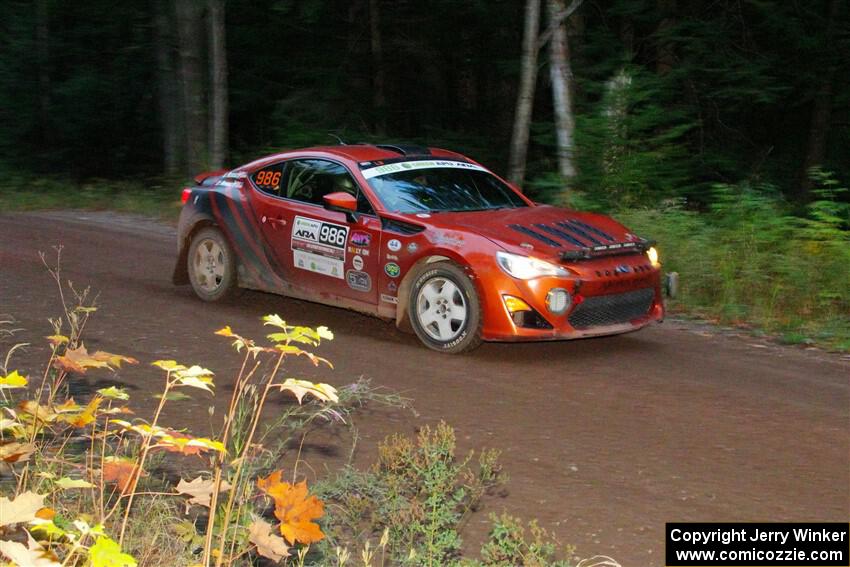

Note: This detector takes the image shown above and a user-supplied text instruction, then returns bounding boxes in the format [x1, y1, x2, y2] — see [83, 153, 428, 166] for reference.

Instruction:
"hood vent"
[508, 224, 562, 247]
[534, 223, 588, 247]
[562, 219, 615, 242]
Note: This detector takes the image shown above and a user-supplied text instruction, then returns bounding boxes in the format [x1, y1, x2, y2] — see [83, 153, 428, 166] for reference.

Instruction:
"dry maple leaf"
[54, 344, 138, 374]
[0, 532, 61, 566]
[174, 476, 231, 508]
[101, 458, 145, 494]
[257, 471, 324, 545]
[0, 491, 46, 528]
[248, 518, 290, 561]
[0, 441, 36, 463]
[278, 378, 339, 404]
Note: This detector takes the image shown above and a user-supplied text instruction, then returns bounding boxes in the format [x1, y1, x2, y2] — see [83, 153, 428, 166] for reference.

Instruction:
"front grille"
[568, 288, 655, 329]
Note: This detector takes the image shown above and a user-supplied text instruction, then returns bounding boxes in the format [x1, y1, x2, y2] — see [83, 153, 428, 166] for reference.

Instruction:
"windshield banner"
[361, 160, 489, 179]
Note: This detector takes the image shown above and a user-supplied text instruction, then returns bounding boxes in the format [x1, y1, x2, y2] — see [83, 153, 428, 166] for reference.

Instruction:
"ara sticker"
[350, 232, 371, 247]
[291, 216, 348, 279]
[387, 239, 402, 252]
[346, 270, 372, 292]
[352, 255, 364, 270]
[384, 262, 401, 278]
[380, 293, 399, 304]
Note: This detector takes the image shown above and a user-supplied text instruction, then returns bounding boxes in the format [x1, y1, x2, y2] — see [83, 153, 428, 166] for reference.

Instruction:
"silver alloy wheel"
[415, 277, 468, 342]
[192, 238, 226, 292]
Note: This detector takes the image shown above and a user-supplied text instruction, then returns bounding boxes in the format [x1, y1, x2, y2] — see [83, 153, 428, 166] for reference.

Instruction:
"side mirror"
[323, 191, 359, 222]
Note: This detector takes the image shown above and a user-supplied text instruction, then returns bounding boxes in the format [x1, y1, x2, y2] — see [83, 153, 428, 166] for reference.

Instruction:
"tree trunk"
[154, 0, 181, 175]
[36, 0, 50, 146]
[800, 0, 840, 198]
[655, 0, 676, 75]
[547, 0, 576, 186]
[207, 0, 228, 169]
[176, 0, 207, 175]
[369, 0, 386, 135]
[508, 0, 541, 188]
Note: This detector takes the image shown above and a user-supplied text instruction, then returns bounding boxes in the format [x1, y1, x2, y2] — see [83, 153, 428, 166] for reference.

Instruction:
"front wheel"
[187, 227, 237, 301]
[408, 262, 482, 353]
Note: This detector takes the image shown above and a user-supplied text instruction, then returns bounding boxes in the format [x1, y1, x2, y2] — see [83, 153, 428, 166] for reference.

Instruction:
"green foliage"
[460, 514, 573, 567]
[315, 422, 505, 566]
[615, 171, 850, 348]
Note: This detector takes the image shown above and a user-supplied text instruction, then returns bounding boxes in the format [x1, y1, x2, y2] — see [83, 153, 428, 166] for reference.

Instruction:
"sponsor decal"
[386, 253, 399, 261]
[361, 159, 488, 179]
[407, 242, 418, 253]
[346, 270, 372, 292]
[387, 238, 402, 252]
[380, 293, 399, 304]
[387, 281, 398, 292]
[520, 242, 534, 249]
[347, 245, 370, 257]
[352, 255, 364, 270]
[291, 215, 348, 279]
[350, 231, 371, 247]
[433, 233, 464, 248]
[416, 213, 431, 218]
[384, 262, 401, 278]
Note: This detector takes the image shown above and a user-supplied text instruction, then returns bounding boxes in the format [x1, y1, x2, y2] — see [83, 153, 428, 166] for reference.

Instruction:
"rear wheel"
[187, 227, 236, 301]
[409, 262, 482, 353]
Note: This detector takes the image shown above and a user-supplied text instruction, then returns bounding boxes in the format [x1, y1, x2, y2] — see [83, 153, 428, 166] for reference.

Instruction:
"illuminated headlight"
[546, 288, 571, 314]
[646, 246, 660, 268]
[496, 251, 570, 280]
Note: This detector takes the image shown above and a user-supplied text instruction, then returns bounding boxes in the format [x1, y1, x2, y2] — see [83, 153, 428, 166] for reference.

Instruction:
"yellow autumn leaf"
[278, 378, 339, 404]
[0, 441, 36, 463]
[257, 472, 325, 545]
[0, 370, 27, 390]
[88, 536, 137, 567]
[174, 476, 231, 508]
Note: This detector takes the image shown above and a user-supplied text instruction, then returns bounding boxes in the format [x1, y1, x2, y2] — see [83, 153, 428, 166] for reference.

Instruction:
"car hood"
[400, 205, 643, 260]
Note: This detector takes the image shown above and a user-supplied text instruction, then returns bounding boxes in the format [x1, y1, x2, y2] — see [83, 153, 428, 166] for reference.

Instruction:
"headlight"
[646, 246, 660, 267]
[496, 251, 570, 279]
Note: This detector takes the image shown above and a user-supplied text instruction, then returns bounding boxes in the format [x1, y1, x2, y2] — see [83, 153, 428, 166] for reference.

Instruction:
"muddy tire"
[408, 262, 482, 353]
[187, 227, 237, 301]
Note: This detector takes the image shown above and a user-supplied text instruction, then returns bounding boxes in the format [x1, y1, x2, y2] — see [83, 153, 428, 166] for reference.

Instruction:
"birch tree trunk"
[507, 0, 541, 187]
[207, 0, 229, 169]
[176, 0, 207, 174]
[154, 0, 181, 175]
[548, 0, 576, 185]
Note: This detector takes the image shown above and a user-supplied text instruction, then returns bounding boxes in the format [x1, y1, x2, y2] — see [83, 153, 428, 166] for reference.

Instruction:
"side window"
[251, 162, 285, 196]
[285, 159, 374, 215]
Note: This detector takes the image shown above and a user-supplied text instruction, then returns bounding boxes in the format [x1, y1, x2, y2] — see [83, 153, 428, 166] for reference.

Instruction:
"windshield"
[364, 165, 528, 213]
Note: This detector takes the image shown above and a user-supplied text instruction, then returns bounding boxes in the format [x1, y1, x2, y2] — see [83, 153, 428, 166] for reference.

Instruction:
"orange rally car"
[173, 144, 665, 353]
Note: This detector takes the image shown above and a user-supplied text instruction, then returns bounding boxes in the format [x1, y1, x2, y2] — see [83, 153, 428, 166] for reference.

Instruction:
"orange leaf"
[54, 344, 138, 374]
[101, 458, 145, 494]
[257, 472, 324, 545]
[35, 507, 55, 520]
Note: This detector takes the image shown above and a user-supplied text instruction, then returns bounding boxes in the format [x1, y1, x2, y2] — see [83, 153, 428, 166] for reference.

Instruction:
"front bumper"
[474, 253, 665, 342]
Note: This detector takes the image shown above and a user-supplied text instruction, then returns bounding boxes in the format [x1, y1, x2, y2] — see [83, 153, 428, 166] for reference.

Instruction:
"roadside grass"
[614, 178, 850, 352]
[0, 174, 181, 220]
[0, 256, 581, 566]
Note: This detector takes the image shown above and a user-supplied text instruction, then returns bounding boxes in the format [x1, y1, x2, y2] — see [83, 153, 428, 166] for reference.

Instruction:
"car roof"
[240, 144, 473, 170]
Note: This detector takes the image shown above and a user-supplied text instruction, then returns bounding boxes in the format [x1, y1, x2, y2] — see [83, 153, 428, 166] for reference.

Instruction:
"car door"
[249, 158, 382, 307]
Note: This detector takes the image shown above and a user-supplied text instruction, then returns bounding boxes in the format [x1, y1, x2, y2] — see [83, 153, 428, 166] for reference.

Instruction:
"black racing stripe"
[534, 223, 588, 247]
[223, 187, 286, 277]
[212, 191, 277, 289]
[508, 224, 562, 247]
[553, 221, 603, 245]
[566, 219, 615, 242]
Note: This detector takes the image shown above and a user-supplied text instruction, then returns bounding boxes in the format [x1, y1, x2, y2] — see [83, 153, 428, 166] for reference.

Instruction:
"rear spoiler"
[560, 239, 655, 262]
[193, 168, 229, 186]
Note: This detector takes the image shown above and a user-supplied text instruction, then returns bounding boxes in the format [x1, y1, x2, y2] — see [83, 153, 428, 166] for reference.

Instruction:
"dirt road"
[1, 211, 848, 565]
